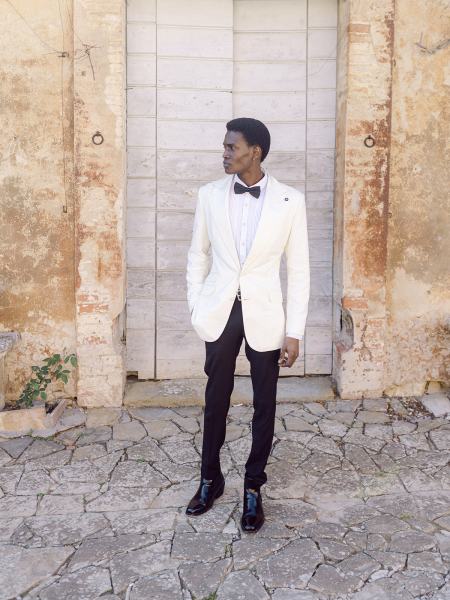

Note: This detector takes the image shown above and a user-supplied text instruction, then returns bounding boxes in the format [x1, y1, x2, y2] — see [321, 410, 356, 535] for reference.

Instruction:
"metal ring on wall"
[364, 135, 375, 148]
[92, 131, 104, 145]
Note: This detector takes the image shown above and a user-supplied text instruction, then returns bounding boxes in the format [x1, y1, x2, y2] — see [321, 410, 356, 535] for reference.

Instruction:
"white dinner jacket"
[186, 172, 310, 352]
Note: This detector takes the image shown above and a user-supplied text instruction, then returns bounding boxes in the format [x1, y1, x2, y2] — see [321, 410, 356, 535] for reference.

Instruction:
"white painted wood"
[127, 117, 156, 147]
[157, 26, 233, 59]
[127, 55, 156, 86]
[127, 208, 156, 238]
[234, 63, 306, 93]
[127, 86, 156, 116]
[157, 0, 232, 27]
[233, 92, 306, 121]
[127, 23, 156, 54]
[126, 329, 155, 378]
[235, 32, 307, 61]
[126, 0, 337, 379]
[127, 269, 155, 299]
[127, 179, 156, 209]
[127, 0, 156, 22]
[157, 58, 233, 90]
[158, 89, 232, 120]
[234, 1, 307, 31]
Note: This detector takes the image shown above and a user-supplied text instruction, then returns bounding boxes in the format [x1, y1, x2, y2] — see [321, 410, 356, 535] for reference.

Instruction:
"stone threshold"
[124, 375, 335, 408]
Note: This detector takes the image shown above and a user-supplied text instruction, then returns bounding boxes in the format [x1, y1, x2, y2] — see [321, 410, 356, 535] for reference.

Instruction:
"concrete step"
[124, 375, 335, 408]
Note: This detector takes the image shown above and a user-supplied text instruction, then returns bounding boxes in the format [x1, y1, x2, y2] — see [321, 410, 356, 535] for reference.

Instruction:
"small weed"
[19, 352, 77, 408]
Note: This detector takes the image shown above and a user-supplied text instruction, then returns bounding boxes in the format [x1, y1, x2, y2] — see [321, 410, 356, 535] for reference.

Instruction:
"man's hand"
[278, 337, 300, 368]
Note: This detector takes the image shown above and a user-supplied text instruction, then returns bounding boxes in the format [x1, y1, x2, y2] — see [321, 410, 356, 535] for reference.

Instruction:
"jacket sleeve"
[284, 191, 310, 338]
[186, 187, 211, 314]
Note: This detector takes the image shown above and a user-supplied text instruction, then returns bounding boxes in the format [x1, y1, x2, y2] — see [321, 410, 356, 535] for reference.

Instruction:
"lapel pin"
[284, 197, 289, 201]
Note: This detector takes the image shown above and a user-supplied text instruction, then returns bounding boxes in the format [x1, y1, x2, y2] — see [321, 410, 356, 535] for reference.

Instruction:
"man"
[185, 117, 310, 532]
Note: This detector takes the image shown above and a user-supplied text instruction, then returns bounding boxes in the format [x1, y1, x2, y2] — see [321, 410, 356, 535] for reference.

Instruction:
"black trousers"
[200, 296, 281, 489]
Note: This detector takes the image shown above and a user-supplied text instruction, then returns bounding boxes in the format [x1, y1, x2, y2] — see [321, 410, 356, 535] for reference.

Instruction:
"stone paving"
[0, 395, 450, 599]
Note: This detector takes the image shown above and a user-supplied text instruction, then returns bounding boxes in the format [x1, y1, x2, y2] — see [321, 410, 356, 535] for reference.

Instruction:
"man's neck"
[236, 167, 265, 187]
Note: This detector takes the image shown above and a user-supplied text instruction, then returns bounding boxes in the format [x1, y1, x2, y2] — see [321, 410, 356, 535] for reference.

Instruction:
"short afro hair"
[226, 117, 271, 162]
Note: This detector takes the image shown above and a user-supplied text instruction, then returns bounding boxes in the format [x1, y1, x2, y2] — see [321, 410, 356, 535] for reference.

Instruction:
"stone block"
[127, 147, 156, 178]
[157, 179, 202, 211]
[127, 55, 156, 86]
[157, 270, 187, 299]
[127, 117, 156, 147]
[127, 178, 156, 208]
[235, 0, 307, 30]
[157, 300, 191, 330]
[308, 59, 337, 88]
[157, 120, 225, 151]
[127, 0, 156, 21]
[157, 212, 194, 241]
[157, 150, 223, 181]
[127, 22, 156, 53]
[235, 62, 306, 93]
[127, 269, 155, 300]
[235, 31, 306, 61]
[127, 238, 155, 269]
[157, 57, 232, 89]
[157, 26, 232, 58]
[127, 207, 155, 238]
[308, 89, 336, 118]
[234, 91, 306, 122]
[307, 120, 336, 149]
[157, 240, 190, 270]
[126, 329, 155, 379]
[308, 0, 338, 27]
[157, 89, 232, 120]
[157, 0, 232, 27]
[263, 152, 306, 181]
[269, 122, 306, 152]
[127, 86, 156, 121]
[307, 150, 336, 180]
[308, 28, 338, 58]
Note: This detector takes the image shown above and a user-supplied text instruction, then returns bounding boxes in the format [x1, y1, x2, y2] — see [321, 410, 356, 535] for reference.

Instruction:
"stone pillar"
[73, 0, 126, 406]
[332, 0, 395, 398]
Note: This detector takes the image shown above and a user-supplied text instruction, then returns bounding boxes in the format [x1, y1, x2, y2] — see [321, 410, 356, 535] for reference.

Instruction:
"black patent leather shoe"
[185, 476, 225, 516]
[241, 487, 264, 532]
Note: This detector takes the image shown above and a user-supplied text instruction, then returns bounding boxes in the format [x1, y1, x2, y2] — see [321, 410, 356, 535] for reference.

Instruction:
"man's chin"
[223, 164, 236, 174]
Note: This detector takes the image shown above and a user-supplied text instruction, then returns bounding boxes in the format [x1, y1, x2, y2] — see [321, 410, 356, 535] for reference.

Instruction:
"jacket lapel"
[241, 173, 281, 271]
[212, 172, 282, 272]
[213, 175, 241, 268]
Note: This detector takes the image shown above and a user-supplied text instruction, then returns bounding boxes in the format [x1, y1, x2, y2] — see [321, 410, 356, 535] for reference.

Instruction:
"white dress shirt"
[229, 171, 303, 341]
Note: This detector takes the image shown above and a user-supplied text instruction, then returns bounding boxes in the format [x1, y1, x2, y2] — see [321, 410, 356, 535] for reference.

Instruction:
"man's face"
[222, 130, 259, 175]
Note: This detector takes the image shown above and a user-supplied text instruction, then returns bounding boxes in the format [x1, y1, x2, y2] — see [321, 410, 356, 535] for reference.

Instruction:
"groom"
[185, 117, 310, 532]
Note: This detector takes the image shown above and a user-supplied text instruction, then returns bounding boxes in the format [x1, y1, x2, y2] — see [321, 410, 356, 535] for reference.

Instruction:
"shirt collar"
[234, 169, 267, 191]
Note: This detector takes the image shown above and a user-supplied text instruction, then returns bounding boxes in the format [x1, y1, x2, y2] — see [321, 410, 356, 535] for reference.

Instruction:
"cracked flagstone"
[0, 395, 449, 599]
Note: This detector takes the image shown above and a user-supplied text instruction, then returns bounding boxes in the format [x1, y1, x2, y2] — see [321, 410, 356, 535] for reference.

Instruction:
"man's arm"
[280, 192, 310, 367]
[186, 188, 211, 314]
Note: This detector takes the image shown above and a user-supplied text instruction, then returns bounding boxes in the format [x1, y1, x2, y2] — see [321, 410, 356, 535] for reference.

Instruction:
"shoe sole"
[186, 481, 225, 516]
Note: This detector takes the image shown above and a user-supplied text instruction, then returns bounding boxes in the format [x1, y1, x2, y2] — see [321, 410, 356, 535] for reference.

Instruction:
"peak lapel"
[241, 174, 280, 271]
[214, 176, 241, 269]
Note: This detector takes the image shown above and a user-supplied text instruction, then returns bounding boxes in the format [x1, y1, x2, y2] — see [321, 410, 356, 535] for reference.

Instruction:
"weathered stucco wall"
[0, 1, 77, 403]
[73, 0, 126, 407]
[333, 0, 394, 398]
[333, 0, 449, 398]
[384, 0, 450, 395]
[0, 0, 126, 407]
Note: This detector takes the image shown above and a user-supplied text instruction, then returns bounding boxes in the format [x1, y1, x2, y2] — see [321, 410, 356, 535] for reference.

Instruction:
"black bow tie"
[234, 181, 261, 199]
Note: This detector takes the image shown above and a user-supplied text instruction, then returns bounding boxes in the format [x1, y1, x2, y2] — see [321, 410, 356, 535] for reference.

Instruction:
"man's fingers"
[286, 348, 299, 367]
[278, 345, 287, 365]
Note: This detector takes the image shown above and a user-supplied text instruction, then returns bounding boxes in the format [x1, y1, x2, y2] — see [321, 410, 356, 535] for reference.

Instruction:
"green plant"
[18, 352, 77, 408]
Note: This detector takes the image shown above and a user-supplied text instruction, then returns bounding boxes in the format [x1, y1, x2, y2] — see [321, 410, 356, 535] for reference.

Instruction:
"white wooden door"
[126, 0, 337, 378]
